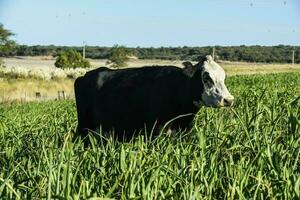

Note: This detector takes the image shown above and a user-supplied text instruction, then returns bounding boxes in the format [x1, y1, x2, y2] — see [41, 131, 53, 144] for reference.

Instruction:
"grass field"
[0, 78, 74, 103]
[0, 72, 299, 199]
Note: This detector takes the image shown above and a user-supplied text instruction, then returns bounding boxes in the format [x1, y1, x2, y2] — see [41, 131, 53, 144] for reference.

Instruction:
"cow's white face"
[199, 56, 234, 107]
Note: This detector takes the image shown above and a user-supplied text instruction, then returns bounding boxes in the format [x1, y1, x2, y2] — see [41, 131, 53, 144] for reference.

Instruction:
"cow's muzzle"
[220, 96, 234, 107]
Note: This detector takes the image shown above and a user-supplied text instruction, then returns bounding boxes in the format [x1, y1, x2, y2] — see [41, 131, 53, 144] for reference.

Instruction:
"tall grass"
[0, 66, 88, 80]
[0, 78, 75, 103]
[0, 73, 299, 199]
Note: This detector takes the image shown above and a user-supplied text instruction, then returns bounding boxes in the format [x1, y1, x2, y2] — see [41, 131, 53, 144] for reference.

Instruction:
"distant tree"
[108, 45, 130, 68]
[55, 49, 91, 69]
[6, 43, 300, 64]
[0, 23, 16, 57]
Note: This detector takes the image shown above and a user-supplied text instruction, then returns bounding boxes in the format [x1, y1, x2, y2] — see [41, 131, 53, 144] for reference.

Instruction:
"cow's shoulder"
[84, 67, 112, 78]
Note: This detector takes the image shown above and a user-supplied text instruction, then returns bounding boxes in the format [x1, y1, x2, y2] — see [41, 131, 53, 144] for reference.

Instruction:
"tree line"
[3, 45, 298, 63]
[0, 23, 299, 63]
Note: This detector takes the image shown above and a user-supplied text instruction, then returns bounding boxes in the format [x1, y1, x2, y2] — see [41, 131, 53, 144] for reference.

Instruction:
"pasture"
[0, 72, 300, 199]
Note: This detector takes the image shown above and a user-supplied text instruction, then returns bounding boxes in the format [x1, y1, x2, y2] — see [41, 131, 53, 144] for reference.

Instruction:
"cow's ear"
[182, 61, 196, 77]
[194, 55, 213, 69]
[205, 55, 213, 63]
[197, 55, 212, 64]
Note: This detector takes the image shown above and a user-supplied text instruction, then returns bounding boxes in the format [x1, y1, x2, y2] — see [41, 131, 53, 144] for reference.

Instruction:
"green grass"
[0, 73, 300, 199]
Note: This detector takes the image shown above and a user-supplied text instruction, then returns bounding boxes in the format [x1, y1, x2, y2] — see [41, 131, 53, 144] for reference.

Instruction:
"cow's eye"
[203, 72, 214, 88]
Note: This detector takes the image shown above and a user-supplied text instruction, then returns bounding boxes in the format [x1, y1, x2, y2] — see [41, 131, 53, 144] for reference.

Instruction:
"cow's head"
[183, 55, 234, 108]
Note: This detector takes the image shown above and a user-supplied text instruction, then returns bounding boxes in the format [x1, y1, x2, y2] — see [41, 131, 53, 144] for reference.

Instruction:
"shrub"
[0, 65, 89, 80]
[0, 66, 10, 77]
[108, 45, 130, 68]
[65, 68, 87, 79]
[13, 67, 28, 78]
[55, 49, 91, 69]
[28, 69, 51, 80]
[51, 68, 67, 79]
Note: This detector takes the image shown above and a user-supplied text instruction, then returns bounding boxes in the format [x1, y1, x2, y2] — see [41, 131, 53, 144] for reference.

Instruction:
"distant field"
[221, 61, 300, 75]
[3, 56, 300, 75]
[1, 56, 300, 102]
[2, 56, 184, 69]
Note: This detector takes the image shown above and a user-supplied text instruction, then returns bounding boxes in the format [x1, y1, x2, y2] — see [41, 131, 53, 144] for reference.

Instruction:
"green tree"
[108, 45, 130, 68]
[0, 23, 16, 58]
[55, 49, 91, 69]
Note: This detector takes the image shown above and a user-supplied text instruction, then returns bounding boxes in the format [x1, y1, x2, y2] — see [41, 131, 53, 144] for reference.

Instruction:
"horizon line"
[15, 43, 300, 48]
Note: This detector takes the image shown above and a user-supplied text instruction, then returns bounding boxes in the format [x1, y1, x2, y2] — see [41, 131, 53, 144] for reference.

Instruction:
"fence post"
[62, 91, 65, 99]
[58, 91, 66, 100]
[35, 92, 41, 99]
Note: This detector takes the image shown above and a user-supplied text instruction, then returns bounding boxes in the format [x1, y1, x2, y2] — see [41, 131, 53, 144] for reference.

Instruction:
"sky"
[0, 0, 299, 47]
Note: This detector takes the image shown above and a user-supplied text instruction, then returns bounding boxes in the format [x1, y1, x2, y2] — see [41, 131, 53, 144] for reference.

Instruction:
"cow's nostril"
[223, 97, 234, 106]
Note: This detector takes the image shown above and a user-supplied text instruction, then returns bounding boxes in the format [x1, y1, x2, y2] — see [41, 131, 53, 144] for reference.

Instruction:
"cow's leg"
[170, 115, 194, 133]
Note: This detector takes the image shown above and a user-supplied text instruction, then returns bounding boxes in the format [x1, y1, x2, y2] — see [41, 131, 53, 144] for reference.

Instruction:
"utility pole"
[82, 41, 86, 59]
[292, 47, 295, 65]
[212, 47, 215, 60]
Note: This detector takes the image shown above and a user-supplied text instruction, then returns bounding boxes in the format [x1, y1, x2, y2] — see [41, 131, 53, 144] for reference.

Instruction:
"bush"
[55, 49, 91, 69]
[108, 45, 130, 68]
[28, 69, 51, 80]
[0, 66, 10, 77]
[51, 68, 67, 79]
[65, 68, 87, 79]
[0, 66, 88, 80]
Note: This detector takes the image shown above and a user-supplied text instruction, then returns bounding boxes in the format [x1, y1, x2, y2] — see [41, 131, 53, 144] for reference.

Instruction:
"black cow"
[74, 55, 234, 140]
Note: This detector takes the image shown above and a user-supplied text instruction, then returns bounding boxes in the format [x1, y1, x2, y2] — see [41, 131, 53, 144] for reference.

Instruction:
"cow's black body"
[74, 65, 204, 140]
